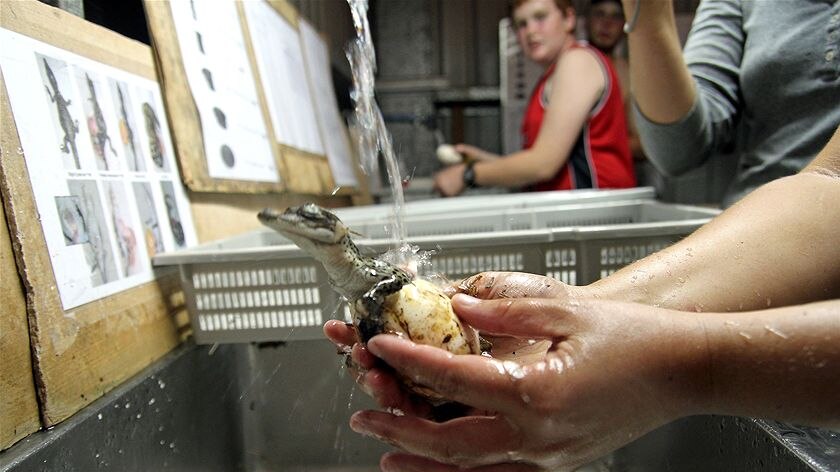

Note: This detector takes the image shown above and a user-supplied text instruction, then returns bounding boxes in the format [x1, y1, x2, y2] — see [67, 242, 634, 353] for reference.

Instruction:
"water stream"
[346, 0, 408, 253]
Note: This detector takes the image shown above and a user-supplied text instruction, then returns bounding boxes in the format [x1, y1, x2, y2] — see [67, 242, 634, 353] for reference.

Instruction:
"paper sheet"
[299, 19, 359, 187]
[169, 0, 279, 182]
[243, 0, 325, 156]
[0, 27, 198, 310]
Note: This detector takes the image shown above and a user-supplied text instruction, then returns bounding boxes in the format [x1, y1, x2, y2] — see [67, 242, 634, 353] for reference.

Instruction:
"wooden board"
[188, 191, 352, 243]
[144, 0, 352, 196]
[0, 0, 184, 426]
[0, 182, 41, 451]
[143, 0, 286, 194]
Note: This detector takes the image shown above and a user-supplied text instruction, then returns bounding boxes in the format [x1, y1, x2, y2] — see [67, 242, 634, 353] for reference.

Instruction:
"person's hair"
[509, 0, 575, 20]
[511, 0, 574, 11]
[587, 0, 623, 15]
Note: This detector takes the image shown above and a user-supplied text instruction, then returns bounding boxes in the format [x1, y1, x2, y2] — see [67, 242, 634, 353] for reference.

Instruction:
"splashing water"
[346, 0, 408, 254]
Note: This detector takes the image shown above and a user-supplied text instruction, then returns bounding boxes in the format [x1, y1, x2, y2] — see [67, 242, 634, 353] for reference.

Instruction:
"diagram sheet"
[0, 27, 198, 310]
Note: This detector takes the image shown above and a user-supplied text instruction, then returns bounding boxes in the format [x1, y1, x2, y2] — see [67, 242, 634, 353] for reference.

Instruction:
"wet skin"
[326, 271, 840, 471]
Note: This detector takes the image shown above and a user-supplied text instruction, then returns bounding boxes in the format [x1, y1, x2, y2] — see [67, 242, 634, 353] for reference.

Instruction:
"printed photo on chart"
[160, 180, 186, 249]
[36, 54, 83, 171]
[63, 180, 119, 286]
[75, 68, 121, 171]
[109, 78, 145, 172]
[136, 87, 171, 173]
[133, 181, 165, 257]
[103, 180, 147, 277]
[55, 195, 90, 246]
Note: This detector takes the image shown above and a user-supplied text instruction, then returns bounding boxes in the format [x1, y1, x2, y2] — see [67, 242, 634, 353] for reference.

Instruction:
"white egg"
[382, 278, 479, 356]
[436, 144, 463, 164]
[380, 278, 481, 400]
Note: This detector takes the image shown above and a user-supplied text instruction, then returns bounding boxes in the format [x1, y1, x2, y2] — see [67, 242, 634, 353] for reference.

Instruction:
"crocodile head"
[258, 203, 349, 249]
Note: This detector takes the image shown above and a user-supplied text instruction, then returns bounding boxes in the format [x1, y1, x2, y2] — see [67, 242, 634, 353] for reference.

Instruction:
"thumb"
[452, 294, 576, 339]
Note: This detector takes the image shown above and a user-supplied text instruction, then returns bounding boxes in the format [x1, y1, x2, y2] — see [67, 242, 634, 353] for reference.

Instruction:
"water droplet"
[124, 402, 131, 409]
[764, 326, 788, 339]
[502, 360, 527, 380]
[158, 379, 166, 389]
[386, 407, 405, 416]
[148, 398, 156, 406]
[97, 413, 103, 420]
[169, 442, 175, 449]
[520, 393, 531, 403]
[136, 413, 142, 419]
[739, 332, 753, 341]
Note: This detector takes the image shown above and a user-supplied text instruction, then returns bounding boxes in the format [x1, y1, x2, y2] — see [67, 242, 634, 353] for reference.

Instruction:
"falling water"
[346, 0, 408, 251]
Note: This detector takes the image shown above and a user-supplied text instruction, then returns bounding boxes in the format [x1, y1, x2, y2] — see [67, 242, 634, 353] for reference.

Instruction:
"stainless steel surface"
[2, 342, 835, 471]
[613, 416, 832, 471]
[0, 343, 247, 472]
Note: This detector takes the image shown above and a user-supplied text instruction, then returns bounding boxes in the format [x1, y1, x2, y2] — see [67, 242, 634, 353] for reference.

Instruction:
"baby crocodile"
[258, 203, 412, 343]
[43, 58, 80, 169]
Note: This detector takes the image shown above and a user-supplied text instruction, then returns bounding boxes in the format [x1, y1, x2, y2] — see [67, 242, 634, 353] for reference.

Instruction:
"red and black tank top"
[521, 42, 635, 191]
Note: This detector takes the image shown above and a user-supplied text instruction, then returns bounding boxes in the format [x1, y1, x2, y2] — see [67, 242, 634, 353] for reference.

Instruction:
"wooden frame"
[144, 0, 355, 196]
[0, 0, 184, 426]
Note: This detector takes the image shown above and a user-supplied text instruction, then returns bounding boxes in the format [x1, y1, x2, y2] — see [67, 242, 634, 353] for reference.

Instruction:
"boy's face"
[586, 1, 625, 53]
[513, 0, 575, 66]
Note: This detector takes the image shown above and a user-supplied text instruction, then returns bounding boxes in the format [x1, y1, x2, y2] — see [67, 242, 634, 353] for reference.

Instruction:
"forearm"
[473, 149, 565, 188]
[623, 0, 696, 123]
[589, 171, 840, 311]
[691, 300, 840, 428]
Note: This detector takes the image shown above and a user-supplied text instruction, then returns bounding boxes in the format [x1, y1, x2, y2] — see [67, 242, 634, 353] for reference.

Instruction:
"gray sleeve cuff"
[633, 98, 713, 177]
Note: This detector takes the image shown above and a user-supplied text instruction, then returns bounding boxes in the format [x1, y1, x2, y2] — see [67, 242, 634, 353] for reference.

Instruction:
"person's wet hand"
[324, 320, 437, 418]
[349, 295, 709, 471]
[450, 271, 587, 301]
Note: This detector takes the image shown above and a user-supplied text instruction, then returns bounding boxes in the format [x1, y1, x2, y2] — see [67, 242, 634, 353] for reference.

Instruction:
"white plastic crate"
[153, 199, 718, 344]
[334, 187, 656, 223]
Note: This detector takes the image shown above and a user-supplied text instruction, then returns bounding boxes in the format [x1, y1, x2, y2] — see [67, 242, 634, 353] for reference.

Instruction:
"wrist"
[462, 161, 478, 188]
[649, 311, 717, 419]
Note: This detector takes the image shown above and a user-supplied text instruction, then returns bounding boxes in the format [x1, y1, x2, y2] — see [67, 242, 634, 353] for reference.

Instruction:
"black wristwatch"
[462, 161, 478, 188]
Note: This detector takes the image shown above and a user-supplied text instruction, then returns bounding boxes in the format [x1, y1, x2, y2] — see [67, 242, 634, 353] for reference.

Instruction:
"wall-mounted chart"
[0, 28, 198, 310]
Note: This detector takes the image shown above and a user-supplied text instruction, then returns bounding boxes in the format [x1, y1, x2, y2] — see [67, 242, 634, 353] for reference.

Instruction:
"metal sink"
[2, 342, 836, 471]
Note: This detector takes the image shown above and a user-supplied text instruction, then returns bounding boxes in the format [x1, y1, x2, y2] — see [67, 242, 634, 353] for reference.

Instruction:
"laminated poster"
[169, 0, 279, 183]
[242, 0, 325, 156]
[299, 18, 359, 187]
[0, 27, 198, 310]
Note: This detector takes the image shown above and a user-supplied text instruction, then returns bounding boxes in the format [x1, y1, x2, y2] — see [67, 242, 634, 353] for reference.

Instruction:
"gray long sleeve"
[635, 0, 840, 206]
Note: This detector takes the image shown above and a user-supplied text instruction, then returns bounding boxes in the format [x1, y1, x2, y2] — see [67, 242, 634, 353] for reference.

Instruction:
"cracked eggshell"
[382, 278, 479, 356]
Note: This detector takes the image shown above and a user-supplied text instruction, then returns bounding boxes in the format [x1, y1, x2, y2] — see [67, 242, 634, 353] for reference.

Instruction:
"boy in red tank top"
[434, 0, 635, 195]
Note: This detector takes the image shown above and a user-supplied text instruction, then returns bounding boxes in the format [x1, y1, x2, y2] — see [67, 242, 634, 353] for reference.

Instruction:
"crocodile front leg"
[355, 275, 406, 343]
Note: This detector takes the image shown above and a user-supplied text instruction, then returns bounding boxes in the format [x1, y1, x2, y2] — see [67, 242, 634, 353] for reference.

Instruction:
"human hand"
[449, 271, 586, 300]
[349, 295, 708, 471]
[433, 164, 466, 197]
[324, 320, 440, 418]
[324, 272, 583, 415]
[453, 143, 500, 162]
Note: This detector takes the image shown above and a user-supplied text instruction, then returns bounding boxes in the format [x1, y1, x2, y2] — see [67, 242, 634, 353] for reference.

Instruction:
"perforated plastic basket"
[153, 199, 718, 344]
[334, 187, 656, 223]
